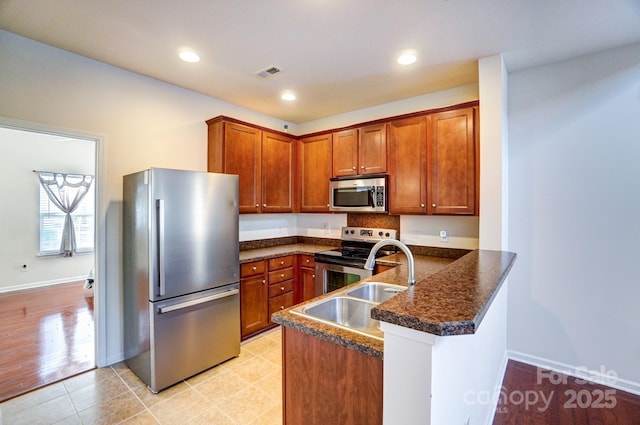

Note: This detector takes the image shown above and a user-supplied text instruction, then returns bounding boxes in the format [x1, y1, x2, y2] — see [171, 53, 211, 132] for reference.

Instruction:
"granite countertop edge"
[371, 249, 517, 336]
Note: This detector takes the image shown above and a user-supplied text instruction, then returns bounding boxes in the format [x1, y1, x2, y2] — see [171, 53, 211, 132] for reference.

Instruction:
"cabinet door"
[298, 134, 332, 212]
[388, 117, 427, 214]
[427, 107, 477, 215]
[262, 131, 294, 213]
[332, 129, 358, 177]
[300, 267, 316, 303]
[359, 123, 387, 175]
[224, 123, 262, 214]
[240, 275, 269, 338]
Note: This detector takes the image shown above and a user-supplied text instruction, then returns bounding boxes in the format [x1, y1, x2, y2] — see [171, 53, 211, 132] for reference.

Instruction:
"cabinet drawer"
[269, 292, 294, 317]
[241, 260, 266, 277]
[268, 255, 294, 271]
[299, 255, 315, 268]
[268, 267, 294, 284]
[268, 279, 294, 298]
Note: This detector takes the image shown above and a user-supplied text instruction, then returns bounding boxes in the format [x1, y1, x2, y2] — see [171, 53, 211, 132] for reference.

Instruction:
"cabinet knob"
[280, 305, 285, 310]
[306, 259, 310, 264]
[280, 286, 285, 291]
[352, 166, 356, 170]
[255, 204, 259, 208]
[280, 273, 285, 278]
[432, 203, 437, 208]
[252, 266, 257, 271]
[420, 203, 425, 208]
[263, 204, 267, 207]
[361, 165, 365, 169]
[280, 261, 285, 265]
[327, 203, 330, 207]
[312, 274, 315, 278]
[262, 280, 266, 284]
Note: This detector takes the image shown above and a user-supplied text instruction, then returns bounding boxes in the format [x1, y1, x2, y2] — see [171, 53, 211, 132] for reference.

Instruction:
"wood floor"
[494, 360, 640, 424]
[0, 281, 94, 402]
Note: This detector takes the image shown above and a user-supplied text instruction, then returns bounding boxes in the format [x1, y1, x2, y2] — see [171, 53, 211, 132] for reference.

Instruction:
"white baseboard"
[0, 276, 87, 294]
[508, 350, 640, 396]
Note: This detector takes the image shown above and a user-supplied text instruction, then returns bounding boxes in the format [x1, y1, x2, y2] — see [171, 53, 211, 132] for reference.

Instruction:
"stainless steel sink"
[291, 296, 383, 340]
[346, 282, 406, 303]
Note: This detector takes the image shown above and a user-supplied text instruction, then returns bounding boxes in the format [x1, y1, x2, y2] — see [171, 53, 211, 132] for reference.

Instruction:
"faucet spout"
[364, 239, 416, 285]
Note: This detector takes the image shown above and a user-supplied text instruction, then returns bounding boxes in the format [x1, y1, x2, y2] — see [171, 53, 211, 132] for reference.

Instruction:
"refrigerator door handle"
[157, 199, 166, 296]
[158, 288, 239, 314]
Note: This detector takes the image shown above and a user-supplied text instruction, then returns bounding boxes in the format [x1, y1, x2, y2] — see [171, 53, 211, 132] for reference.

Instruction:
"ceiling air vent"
[255, 65, 284, 78]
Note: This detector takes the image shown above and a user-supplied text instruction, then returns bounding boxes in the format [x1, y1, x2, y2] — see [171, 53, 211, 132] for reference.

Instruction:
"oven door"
[314, 262, 373, 296]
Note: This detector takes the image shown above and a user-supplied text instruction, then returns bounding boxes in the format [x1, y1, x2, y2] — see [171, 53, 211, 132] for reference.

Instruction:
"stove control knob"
[385, 232, 390, 237]
[344, 229, 349, 234]
[350, 230, 355, 234]
[378, 231, 384, 236]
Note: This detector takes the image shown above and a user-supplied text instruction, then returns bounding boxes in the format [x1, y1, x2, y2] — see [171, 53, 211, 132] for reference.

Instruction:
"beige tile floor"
[0, 327, 283, 425]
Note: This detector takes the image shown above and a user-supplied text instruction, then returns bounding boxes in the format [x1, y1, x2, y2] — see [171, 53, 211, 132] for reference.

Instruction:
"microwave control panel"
[375, 186, 385, 207]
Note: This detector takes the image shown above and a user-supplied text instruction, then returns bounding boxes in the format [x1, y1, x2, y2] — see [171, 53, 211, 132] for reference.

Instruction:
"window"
[39, 176, 95, 255]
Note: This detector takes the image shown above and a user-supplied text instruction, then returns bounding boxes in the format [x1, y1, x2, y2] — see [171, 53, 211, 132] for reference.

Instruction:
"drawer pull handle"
[280, 286, 285, 291]
[252, 266, 257, 271]
[281, 273, 285, 278]
[280, 261, 284, 265]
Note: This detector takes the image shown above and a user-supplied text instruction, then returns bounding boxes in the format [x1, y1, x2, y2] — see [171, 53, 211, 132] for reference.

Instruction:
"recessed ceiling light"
[179, 50, 200, 63]
[397, 53, 417, 65]
[281, 92, 296, 101]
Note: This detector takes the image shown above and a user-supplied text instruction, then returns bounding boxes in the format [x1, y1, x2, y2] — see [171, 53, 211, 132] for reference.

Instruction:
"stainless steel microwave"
[329, 176, 387, 213]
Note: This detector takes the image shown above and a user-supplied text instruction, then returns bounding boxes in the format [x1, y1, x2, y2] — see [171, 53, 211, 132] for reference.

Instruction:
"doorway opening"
[0, 119, 104, 401]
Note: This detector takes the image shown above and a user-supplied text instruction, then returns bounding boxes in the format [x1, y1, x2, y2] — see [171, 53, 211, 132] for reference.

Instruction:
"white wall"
[508, 43, 640, 388]
[0, 30, 295, 364]
[0, 127, 95, 291]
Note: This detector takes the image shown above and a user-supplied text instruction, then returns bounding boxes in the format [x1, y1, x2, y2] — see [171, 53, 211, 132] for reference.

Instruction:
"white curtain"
[37, 171, 94, 256]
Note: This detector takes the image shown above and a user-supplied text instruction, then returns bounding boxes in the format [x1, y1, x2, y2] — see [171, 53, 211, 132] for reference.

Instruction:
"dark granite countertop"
[271, 249, 516, 359]
[239, 243, 337, 263]
[371, 250, 517, 336]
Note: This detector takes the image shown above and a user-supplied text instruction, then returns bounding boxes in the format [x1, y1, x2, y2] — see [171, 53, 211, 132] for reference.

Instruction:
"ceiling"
[1, 0, 639, 123]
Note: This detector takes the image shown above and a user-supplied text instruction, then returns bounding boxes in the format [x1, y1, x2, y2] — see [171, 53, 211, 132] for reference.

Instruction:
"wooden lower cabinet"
[240, 273, 269, 339]
[283, 327, 383, 425]
[297, 254, 316, 304]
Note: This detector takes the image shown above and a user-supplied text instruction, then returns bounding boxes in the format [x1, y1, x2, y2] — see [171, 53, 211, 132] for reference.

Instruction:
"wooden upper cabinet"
[211, 121, 262, 214]
[332, 129, 358, 177]
[298, 134, 332, 212]
[207, 117, 294, 214]
[426, 107, 478, 215]
[388, 117, 427, 214]
[262, 131, 294, 213]
[359, 123, 387, 175]
[332, 125, 387, 178]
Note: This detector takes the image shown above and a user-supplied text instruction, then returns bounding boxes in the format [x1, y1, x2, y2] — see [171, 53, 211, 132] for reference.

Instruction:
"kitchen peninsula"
[272, 248, 517, 425]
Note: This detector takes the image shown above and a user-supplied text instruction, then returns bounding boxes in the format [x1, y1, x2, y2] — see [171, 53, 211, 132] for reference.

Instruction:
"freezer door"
[149, 284, 240, 392]
[150, 168, 239, 301]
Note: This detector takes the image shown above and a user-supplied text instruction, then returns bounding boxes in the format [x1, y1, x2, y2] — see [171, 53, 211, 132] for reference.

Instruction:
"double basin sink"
[290, 282, 407, 340]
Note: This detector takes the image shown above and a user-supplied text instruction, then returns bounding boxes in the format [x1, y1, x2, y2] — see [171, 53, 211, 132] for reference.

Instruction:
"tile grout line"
[111, 365, 162, 425]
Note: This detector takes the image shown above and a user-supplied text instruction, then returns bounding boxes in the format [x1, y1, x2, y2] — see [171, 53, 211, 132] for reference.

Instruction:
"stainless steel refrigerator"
[123, 168, 240, 393]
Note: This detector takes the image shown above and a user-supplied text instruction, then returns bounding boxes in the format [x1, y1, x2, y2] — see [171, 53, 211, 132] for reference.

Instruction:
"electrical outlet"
[439, 230, 448, 242]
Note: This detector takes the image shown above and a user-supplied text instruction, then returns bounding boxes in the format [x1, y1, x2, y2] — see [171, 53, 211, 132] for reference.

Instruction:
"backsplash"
[347, 214, 400, 235]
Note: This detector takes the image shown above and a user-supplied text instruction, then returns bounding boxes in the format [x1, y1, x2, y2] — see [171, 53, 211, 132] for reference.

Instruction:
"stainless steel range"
[314, 227, 398, 295]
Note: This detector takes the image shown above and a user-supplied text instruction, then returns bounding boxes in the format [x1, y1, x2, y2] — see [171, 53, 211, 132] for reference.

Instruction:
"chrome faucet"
[364, 239, 416, 285]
